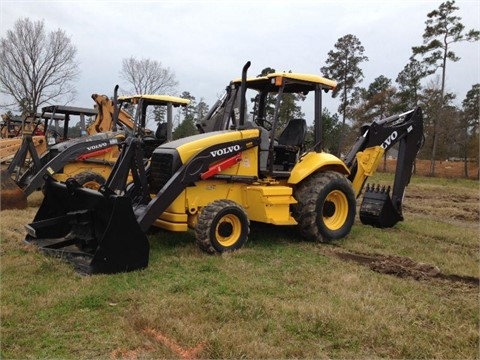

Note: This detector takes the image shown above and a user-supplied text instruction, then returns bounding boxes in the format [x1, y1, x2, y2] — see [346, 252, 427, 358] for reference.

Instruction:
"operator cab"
[117, 94, 190, 157]
[198, 72, 337, 177]
[41, 105, 98, 145]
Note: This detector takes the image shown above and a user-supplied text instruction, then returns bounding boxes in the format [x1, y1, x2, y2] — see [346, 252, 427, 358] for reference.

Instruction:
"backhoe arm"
[88, 94, 135, 135]
[344, 108, 424, 227]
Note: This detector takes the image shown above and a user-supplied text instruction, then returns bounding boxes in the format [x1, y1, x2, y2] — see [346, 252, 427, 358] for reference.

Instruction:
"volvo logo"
[210, 145, 241, 157]
[86, 142, 108, 151]
[381, 131, 398, 149]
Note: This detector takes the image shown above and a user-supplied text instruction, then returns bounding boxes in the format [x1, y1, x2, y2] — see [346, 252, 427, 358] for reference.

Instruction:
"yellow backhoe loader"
[1, 90, 189, 210]
[0, 112, 69, 163]
[25, 62, 424, 274]
[1, 106, 97, 210]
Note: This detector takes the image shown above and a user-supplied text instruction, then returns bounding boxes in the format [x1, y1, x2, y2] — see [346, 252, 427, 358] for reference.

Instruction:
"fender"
[288, 152, 350, 185]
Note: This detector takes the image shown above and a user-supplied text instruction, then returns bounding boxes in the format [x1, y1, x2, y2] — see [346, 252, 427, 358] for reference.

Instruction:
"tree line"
[0, 1, 478, 177]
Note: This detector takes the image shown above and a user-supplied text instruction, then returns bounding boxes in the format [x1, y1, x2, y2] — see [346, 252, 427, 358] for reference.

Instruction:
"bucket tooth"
[360, 183, 403, 228]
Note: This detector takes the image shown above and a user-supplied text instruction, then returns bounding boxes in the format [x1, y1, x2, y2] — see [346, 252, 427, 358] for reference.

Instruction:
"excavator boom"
[88, 94, 136, 134]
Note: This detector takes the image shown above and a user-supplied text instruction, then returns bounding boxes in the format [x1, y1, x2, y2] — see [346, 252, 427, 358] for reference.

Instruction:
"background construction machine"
[1, 105, 97, 210]
[1, 91, 189, 210]
[0, 112, 66, 164]
[25, 62, 424, 274]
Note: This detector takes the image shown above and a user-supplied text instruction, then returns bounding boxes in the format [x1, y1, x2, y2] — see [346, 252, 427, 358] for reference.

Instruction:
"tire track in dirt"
[322, 248, 479, 287]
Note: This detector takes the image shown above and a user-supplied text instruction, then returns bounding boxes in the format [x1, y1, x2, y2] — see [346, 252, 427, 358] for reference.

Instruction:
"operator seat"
[142, 122, 168, 158]
[278, 118, 307, 148]
[155, 122, 167, 142]
[274, 118, 307, 171]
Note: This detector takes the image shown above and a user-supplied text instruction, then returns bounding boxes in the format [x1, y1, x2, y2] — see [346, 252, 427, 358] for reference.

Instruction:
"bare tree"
[119, 57, 178, 95]
[0, 18, 79, 114]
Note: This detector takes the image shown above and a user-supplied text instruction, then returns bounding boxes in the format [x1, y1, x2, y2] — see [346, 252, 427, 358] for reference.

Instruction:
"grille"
[149, 151, 176, 194]
[143, 138, 163, 159]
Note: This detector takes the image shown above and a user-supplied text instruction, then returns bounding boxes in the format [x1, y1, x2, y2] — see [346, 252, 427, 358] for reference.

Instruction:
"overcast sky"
[1, 0, 479, 124]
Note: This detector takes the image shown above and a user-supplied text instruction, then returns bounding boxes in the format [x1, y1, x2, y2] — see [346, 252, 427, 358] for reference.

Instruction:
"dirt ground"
[325, 249, 479, 286]
[330, 161, 480, 286]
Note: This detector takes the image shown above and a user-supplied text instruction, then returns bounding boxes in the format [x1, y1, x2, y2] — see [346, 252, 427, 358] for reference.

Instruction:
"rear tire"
[73, 171, 106, 190]
[195, 200, 250, 254]
[292, 171, 356, 242]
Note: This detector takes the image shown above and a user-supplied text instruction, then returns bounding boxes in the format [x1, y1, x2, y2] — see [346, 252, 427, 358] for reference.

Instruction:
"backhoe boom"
[344, 108, 424, 227]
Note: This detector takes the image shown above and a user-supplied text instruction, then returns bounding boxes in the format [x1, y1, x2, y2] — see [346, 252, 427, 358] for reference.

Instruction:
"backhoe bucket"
[1, 170, 27, 210]
[25, 177, 149, 274]
[359, 184, 403, 228]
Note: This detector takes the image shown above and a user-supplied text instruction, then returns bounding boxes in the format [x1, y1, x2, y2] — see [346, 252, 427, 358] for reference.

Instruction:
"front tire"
[292, 171, 356, 242]
[73, 171, 106, 190]
[195, 200, 250, 254]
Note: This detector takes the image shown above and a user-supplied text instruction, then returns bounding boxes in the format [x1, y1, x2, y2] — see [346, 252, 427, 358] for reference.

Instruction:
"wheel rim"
[322, 190, 349, 231]
[215, 214, 242, 247]
[82, 181, 101, 190]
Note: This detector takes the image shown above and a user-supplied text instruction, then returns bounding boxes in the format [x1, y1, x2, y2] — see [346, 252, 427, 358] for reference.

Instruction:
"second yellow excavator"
[1, 88, 189, 210]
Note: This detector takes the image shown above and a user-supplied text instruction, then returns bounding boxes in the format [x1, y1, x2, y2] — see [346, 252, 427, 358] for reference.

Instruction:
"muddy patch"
[324, 249, 479, 287]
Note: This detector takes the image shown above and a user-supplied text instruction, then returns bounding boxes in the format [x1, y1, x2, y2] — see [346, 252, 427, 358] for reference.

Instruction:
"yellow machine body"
[150, 129, 350, 232]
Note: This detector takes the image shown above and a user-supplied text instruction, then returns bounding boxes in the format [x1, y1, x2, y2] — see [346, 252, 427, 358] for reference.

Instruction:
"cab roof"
[118, 94, 190, 107]
[232, 72, 337, 93]
[41, 105, 98, 116]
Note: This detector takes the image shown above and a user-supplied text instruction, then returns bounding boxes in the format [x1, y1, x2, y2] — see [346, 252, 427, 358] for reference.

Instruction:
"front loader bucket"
[359, 184, 403, 228]
[1, 170, 27, 210]
[25, 178, 149, 274]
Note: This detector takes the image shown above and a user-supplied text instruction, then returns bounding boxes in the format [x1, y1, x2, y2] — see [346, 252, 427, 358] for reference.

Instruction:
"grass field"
[1, 173, 478, 359]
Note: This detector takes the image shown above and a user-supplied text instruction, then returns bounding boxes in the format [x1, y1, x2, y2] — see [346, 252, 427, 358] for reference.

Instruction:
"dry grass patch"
[1, 177, 479, 359]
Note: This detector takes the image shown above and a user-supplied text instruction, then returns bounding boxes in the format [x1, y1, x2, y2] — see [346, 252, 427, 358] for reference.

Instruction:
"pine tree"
[395, 59, 428, 112]
[320, 34, 368, 156]
[411, 0, 479, 175]
[172, 91, 197, 140]
[461, 84, 480, 178]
